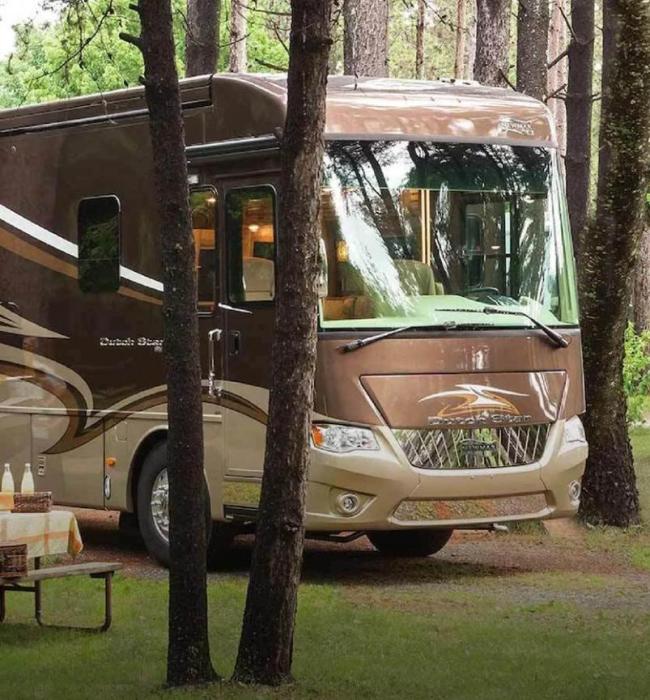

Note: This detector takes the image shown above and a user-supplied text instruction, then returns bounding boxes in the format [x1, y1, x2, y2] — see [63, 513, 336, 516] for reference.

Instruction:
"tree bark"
[186, 0, 220, 76]
[634, 225, 650, 332]
[547, 0, 569, 153]
[465, 7, 478, 79]
[565, 0, 594, 259]
[578, 0, 650, 527]
[122, 0, 216, 687]
[454, 0, 468, 79]
[229, 0, 248, 72]
[516, 0, 549, 99]
[474, 0, 511, 87]
[415, 0, 426, 79]
[232, 0, 333, 687]
[343, 0, 389, 76]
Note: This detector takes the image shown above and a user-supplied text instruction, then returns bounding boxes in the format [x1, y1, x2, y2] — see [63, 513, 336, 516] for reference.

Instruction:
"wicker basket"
[0, 544, 28, 578]
[12, 492, 53, 513]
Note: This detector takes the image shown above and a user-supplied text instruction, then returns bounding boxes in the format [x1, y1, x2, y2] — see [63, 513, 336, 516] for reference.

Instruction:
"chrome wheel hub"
[151, 468, 169, 543]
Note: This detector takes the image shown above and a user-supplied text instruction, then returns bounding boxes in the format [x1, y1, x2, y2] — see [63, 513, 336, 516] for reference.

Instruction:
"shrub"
[624, 323, 650, 424]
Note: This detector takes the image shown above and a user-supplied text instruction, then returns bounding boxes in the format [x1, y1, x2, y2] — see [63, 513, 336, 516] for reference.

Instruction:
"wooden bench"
[0, 561, 123, 632]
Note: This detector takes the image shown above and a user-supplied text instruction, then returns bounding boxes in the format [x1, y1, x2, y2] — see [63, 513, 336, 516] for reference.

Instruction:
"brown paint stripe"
[1, 360, 268, 455]
[0, 225, 162, 306]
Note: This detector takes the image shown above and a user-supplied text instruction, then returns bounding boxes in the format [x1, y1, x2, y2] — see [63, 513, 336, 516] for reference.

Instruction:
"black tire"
[367, 529, 453, 557]
[136, 440, 214, 568]
[206, 522, 237, 570]
[137, 441, 171, 567]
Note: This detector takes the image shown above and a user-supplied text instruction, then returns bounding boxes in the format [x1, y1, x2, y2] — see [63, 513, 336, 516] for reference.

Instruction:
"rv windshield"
[319, 141, 579, 330]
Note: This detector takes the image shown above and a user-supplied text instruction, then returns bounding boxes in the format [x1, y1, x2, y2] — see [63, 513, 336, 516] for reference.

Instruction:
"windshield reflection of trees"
[324, 141, 554, 310]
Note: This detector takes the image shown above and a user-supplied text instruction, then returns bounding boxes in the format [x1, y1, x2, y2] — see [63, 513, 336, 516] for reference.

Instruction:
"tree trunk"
[232, 0, 334, 687]
[229, 0, 248, 72]
[634, 225, 650, 332]
[121, 1, 216, 687]
[547, 0, 569, 153]
[578, 0, 650, 527]
[565, 0, 594, 259]
[474, 0, 511, 86]
[454, 0, 468, 79]
[186, 0, 220, 76]
[465, 7, 478, 79]
[516, 0, 549, 99]
[343, 0, 389, 76]
[415, 0, 426, 79]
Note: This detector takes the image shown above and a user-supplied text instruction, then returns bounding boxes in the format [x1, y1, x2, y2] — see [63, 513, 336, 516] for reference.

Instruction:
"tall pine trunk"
[229, 0, 248, 72]
[474, 0, 511, 86]
[634, 225, 650, 332]
[121, 0, 216, 687]
[415, 0, 426, 79]
[454, 0, 468, 79]
[232, 0, 334, 686]
[343, 0, 389, 76]
[578, 0, 650, 526]
[186, 0, 220, 76]
[565, 0, 594, 259]
[516, 0, 549, 99]
[547, 0, 569, 153]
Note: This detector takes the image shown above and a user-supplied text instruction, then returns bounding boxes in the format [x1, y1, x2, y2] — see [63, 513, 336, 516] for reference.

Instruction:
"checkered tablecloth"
[0, 510, 83, 558]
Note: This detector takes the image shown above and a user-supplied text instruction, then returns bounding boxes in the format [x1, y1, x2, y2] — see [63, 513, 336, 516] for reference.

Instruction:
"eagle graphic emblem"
[419, 384, 528, 418]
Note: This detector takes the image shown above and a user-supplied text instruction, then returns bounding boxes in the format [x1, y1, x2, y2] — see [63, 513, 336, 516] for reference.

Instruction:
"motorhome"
[0, 75, 588, 564]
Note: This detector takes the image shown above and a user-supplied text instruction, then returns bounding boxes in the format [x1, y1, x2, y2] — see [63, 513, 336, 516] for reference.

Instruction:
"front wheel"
[367, 529, 453, 557]
[136, 441, 215, 567]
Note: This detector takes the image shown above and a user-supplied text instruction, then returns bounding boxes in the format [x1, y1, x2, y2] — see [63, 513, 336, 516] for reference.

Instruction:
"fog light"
[568, 480, 581, 503]
[336, 492, 361, 516]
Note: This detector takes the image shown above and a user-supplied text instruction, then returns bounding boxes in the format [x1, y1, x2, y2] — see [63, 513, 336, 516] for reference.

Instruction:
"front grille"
[393, 424, 551, 470]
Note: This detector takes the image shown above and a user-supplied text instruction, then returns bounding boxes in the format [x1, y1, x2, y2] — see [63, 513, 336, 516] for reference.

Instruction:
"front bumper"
[304, 418, 587, 531]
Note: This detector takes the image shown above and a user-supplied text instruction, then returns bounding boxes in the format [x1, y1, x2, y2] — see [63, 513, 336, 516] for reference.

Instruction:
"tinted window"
[226, 187, 276, 303]
[78, 196, 120, 293]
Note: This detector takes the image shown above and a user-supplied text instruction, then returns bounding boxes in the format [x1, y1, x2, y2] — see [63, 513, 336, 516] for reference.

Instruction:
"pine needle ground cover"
[1, 430, 649, 700]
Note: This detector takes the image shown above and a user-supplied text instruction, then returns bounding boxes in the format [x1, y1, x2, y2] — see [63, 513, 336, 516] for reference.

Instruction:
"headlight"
[565, 416, 586, 444]
[311, 424, 379, 453]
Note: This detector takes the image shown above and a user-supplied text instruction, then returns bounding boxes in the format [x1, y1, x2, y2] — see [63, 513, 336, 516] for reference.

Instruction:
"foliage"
[624, 323, 650, 424]
[0, 0, 479, 108]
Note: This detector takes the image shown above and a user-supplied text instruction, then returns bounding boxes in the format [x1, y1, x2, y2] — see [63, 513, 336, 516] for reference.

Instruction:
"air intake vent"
[393, 424, 550, 470]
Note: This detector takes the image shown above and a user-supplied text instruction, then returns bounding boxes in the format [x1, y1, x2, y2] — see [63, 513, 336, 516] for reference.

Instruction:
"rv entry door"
[221, 183, 277, 515]
[190, 187, 226, 517]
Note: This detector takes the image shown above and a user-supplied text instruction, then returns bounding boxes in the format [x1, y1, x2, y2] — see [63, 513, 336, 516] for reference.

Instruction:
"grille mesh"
[393, 424, 551, 470]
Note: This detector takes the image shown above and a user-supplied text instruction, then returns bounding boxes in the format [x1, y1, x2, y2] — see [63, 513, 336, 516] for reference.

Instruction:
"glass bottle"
[1, 463, 14, 494]
[21, 463, 35, 495]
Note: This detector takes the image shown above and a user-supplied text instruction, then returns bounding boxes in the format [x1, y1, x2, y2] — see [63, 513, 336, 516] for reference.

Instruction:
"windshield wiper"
[480, 306, 569, 348]
[337, 307, 569, 353]
[339, 323, 458, 353]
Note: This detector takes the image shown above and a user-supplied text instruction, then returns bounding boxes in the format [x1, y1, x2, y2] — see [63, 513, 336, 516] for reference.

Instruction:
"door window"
[225, 187, 276, 303]
[190, 188, 218, 312]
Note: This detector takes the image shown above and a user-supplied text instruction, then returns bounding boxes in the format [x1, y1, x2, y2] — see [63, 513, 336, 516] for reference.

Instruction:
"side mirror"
[317, 238, 328, 299]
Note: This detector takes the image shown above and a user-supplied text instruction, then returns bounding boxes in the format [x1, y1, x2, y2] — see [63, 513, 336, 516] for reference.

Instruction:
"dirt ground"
[68, 508, 650, 613]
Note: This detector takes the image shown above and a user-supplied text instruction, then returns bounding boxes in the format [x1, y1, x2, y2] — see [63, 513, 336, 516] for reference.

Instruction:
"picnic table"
[0, 509, 121, 632]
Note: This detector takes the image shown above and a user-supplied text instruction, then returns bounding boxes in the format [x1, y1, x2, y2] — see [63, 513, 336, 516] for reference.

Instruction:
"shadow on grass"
[74, 514, 528, 585]
[208, 538, 523, 586]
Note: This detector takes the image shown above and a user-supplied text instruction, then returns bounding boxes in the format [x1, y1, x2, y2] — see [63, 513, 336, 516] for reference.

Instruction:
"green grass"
[631, 427, 650, 521]
[1, 430, 649, 700]
[2, 574, 650, 699]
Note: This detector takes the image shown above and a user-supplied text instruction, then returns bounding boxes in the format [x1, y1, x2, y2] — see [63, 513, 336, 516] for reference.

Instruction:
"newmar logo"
[497, 117, 535, 137]
[420, 384, 533, 427]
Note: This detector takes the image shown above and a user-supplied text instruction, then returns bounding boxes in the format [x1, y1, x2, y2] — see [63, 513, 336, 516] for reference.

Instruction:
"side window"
[226, 186, 276, 303]
[191, 189, 218, 312]
[78, 196, 120, 293]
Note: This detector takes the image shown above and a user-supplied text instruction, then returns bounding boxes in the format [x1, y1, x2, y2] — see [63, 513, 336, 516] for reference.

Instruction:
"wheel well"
[129, 430, 167, 517]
